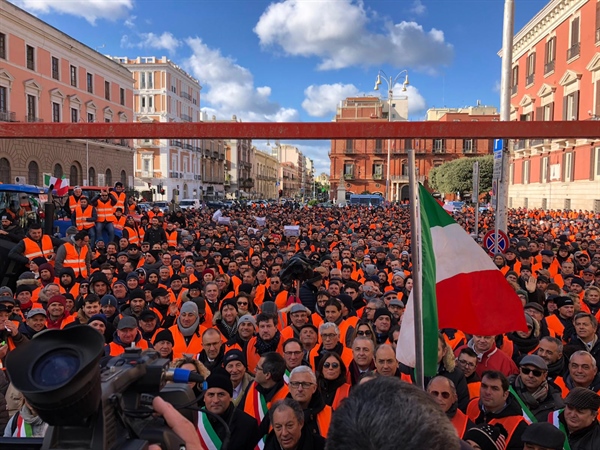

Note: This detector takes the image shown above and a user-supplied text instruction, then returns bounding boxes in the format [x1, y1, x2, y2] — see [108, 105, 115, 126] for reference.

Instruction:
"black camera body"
[4, 326, 197, 450]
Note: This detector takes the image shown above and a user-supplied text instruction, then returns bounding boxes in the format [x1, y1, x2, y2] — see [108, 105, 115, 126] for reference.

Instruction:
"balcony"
[25, 115, 43, 123]
[391, 175, 409, 183]
[544, 60, 555, 75]
[344, 148, 354, 154]
[180, 91, 192, 101]
[0, 110, 16, 122]
[170, 140, 182, 148]
[526, 74, 534, 86]
[567, 42, 580, 60]
[194, 175, 202, 181]
[241, 178, 254, 188]
[513, 139, 528, 151]
[344, 173, 354, 180]
[181, 113, 193, 122]
[169, 171, 180, 179]
[212, 151, 219, 159]
[373, 173, 383, 180]
[184, 143, 193, 150]
[204, 148, 211, 157]
[218, 153, 225, 160]
[530, 139, 545, 148]
[510, 85, 518, 96]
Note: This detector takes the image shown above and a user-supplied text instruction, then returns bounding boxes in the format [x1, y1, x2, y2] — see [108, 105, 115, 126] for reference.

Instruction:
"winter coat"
[299, 281, 320, 313]
[202, 403, 260, 450]
[263, 425, 326, 450]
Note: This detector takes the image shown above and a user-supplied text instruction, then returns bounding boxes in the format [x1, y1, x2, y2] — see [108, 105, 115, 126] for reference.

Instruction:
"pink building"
[0, 0, 134, 187]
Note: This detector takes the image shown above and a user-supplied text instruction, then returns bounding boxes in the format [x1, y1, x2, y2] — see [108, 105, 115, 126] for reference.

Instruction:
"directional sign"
[493, 139, 503, 180]
[484, 229, 509, 253]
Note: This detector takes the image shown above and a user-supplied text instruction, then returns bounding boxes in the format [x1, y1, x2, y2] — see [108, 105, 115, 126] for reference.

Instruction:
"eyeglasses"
[237, 301, 248, 306]
[284, 351, 303, 357]
[356, 330, 372, 336]
[255, 366, 263, 372]
[321, 333, 337, 339]
[216, 280, 225, 283]
[364, 307, 375, 312]
[429, 390, 452, 399]
[457, 359, 476, 369]
[289, 381, 315, 389]
[520, 367, 545, 377]
[323, 362, 339, 369]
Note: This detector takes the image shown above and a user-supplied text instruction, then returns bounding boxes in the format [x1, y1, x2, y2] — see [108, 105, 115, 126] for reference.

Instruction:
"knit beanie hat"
[153, 329, 175, 346]
[88, 314, 107, 326]
[205, 369, 233, 397]
[223, 349, 247, 369]
[373, 308, 393, 322]
[180, 301, 198, 316]
[129, 289, 145, 300]
[464, 424, 508, 450]
[101, 294, 118, 307]
[47, 295, 66, 307]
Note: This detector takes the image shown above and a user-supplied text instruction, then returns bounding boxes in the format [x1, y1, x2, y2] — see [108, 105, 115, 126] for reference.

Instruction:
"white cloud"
[410, 0, 426, 15]
[402, 85, 427, 116]
[254, 0, 452, 71]
[184, 37, 299, 122]
[124, 15, 137, 29]
[302, 83, 360, 117]
[121, 32, 181, 54]
[14, 0, 133, 24]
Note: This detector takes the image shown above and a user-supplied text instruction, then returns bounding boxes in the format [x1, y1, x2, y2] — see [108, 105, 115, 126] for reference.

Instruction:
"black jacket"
[471, 394, 529, 450]
[564, 336, 600, 371]
[299, 281, 319, 313]
[560, 414, 600, 450]
[263, 424, 326, 450]
[510, 379, 564, 422]
[206, 403, 259, 450]
[423, 365, 470, 412]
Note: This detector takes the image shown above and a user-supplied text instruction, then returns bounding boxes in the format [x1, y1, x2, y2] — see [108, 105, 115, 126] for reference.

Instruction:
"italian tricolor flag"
[397, 184, 527, 376]
[43, 174, 69, 197]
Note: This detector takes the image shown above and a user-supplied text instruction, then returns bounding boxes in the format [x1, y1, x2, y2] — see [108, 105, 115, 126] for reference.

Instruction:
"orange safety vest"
[316, 405, 332, 438]
[62, 242, 89, 279]
[450, 409, 470, 439]
[243, 382, 289, 424]
[332, 383, 351, 410]
[166, 230, 178, 247]
[96, 199, 116, 222]
[113, 191, 127, 212]
[108, 339, 149, 356]
[467, 398, 526, 444]
[75, 205, 94, 230]
[68, 195, 82, 214]
[246, 336, 284, 374]
[468, 381, 481, 400]
[23, 235, 54, 261]
[124, 226, 140, 245]
[545, 314, 566, 342]
[168, 324, 207, 360]
[114, 216, 126, 231]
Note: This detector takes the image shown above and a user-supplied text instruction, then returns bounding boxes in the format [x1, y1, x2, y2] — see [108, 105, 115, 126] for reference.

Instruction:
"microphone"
[165, 368, 205, 384]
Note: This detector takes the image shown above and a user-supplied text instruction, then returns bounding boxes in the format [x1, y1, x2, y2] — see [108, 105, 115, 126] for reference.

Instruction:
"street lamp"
[374, 70, 409, 202]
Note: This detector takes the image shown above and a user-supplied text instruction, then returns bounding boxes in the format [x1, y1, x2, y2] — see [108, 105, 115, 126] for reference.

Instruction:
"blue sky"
[12, 0, 549, 174]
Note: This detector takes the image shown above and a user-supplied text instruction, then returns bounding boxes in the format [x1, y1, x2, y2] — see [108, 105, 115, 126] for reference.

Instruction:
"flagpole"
[408, 149, 425, 389]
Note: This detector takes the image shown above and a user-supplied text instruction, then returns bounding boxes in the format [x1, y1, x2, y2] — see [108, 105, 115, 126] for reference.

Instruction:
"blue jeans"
[84, 226, 96, 247]
[95, 221, 114, 245]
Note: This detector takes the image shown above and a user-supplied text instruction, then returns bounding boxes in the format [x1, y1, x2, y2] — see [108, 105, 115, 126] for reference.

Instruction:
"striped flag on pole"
[44, 174, 70, 196]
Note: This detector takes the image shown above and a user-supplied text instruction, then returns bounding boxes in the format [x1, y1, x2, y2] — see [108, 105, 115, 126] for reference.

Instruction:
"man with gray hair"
[427, 376, 473, 439]
[328, 376, 460, 450]
[554, 350, 600, 396]
[288, 366, 332, 439]
[264, 398, 325, 450]
[308, 322, 353, 371]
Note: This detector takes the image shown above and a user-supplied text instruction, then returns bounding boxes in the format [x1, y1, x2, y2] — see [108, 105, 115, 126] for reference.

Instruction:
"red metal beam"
[0, 121, 598, 139]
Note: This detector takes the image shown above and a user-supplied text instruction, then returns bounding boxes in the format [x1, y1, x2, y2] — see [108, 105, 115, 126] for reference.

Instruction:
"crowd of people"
[0, 184, 599, 449]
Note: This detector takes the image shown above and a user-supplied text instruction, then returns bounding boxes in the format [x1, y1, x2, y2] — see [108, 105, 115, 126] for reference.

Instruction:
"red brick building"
[508, 0, 600, 211]
[329, 97, 497, 201]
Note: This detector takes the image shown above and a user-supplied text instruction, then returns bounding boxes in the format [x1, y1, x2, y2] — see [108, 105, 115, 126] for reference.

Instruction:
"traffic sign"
[484, 229, 509, 253]
[493, 139, 503, 180]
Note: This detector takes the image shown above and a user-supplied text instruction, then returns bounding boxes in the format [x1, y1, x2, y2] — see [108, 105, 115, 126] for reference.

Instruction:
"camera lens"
[32, 350, 80, 387]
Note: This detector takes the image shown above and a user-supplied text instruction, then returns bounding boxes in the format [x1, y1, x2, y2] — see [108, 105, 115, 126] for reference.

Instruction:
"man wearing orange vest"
[111, 182, 127, 213]
[168, 301, 207, 359]
[287, 366, 332, 439]
[165, 222, 180, 248]
[427, 376, 474, 439]
[54, 231, 91, 281]
[105, 316, 149, 356]
[64, 185, 84, 218]
[91, 189, 117, 245]
[113, 208, 127, 235]
[8, 223, 62, 267]
[466, 370, 529, 450]
[0, 303, 28, 368]
[71, 196, 97, 245]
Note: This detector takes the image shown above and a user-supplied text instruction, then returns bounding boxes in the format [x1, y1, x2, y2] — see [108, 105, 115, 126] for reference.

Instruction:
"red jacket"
[455, 343, 518, 378]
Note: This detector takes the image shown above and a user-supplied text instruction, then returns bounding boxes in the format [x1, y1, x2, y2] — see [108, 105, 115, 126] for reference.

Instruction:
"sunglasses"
[237, 301, 248, 306]
[323, 362, 340, 369]
[356, 330, 372, 336]
[429, 390, 451, 399]
[520, 367, 544, 377]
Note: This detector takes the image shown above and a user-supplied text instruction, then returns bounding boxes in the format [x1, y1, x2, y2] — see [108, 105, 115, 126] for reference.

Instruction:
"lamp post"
[374, 70, 409, 202]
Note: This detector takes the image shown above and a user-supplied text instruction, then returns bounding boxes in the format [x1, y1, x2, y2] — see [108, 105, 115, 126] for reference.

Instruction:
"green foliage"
[308, 199, 319, 206]
[428, 155, 493, 195]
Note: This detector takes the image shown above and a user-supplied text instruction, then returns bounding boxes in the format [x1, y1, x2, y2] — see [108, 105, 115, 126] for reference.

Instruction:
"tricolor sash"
[283, 369, 291, 385]
[508, 386, 536, 424]
[549, 409, 571, 450]
[197, 411, 223, 450]
[16, 415, 33, 438]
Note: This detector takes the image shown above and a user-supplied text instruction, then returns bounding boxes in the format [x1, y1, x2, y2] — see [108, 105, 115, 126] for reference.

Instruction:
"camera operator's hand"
[149, 396, 201, 450]
[3, 320, 18, 337]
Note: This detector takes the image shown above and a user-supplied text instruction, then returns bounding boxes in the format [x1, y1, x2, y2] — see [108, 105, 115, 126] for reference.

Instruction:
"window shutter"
[571, 17, 580, 44]
[596, 81, 600, 115]
[573, 90, 580, 120]
[563, 95, 568, 120]
[571, 151, 576, 181]
[590, 147, 595, 181]
[561, 153, 566, 181]
[536, 106, 543, 121]
[531, 53, 536, 75]
[549, 102, 554, 121]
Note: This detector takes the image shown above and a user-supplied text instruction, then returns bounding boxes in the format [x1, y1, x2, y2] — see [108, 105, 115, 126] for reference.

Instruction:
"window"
[544, 37, 556, 74]
[375, 139, 383, 152]
[51, 57, 59, 80]
[345, 139, 353, 152]
[0, 33, 5, 60]
[104, 81, 110, 101]
[120, 88, 125, 106]
[564, 91, 579, 121]
[541, 156, 549, 183]
[0, 86, 6, 112]
[523, 160, 530, 184]
[564, 152, 573, 182]
[594, 148, 600, 180]
[141, 97, 146, 108]
[596, 2, 600, 44]
[52, 102, 60, 122]
[26, 45, 35, 70]
[343, 162, 354, 177]
[87, 73, 93, 93]
[568, 17, 580, 60]
[372, 163, 383, 179]
[511, 65, 518, 95]
[28, 161, 39, 186]
[70, 65, 77, 87]
[463, 139, 475, 153]
[433, 139, 445, 152]
[87, 112, 94, 123]
[543, 103, 554, 121]
[509, 163, 514, 185]
[142, 155, 153, 177]
[526, 53, 535, 86]
[140, 72, 146, 89]
[26, 94, 36, 121]
[71, 108, 78, 123]
[147, 72, 153, 89]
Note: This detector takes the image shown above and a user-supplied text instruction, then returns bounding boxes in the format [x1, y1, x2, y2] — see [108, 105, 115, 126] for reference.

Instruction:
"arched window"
[88, 167, 96, 186]
[53, 163, 63, 178]
[0, 158, 10, 184]
[105, 168, 113, 187]
[28, 161, 39, 186]
[69, 164, 80, 187]
[120, 170, 127, 186]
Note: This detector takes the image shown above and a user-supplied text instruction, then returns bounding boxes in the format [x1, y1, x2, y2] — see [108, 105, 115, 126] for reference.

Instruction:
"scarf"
[255, 330, 281, 355]
[177, 316, 200, 337]
[220, 319, 238, 339]
[319, 376, 347, 407]
[513, 376, 549, 407]
[507, 332, 539, 355]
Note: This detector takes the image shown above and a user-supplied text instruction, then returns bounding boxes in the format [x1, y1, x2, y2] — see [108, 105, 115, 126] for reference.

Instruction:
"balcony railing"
[526, 74, 534, 86]
[180, 91, 192, 101]
[184, 143, 193, 150]
[514, 139, 527, 150]
[25, 115, 43, 123]
[510, 85, 518, 96]
[344, 173, 354, 180]
[0, 110, 16, 122]
[170, 140, 182, 147]
[181, 113, 193, 122]
[544, 60, 555, 74]
[567, 42, 580, 60]
[344, 148, 354, 154]
[373, 173, 383, 180]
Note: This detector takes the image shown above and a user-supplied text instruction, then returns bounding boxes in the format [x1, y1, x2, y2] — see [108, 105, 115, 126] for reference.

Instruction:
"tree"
[428, 155, 493, 196]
